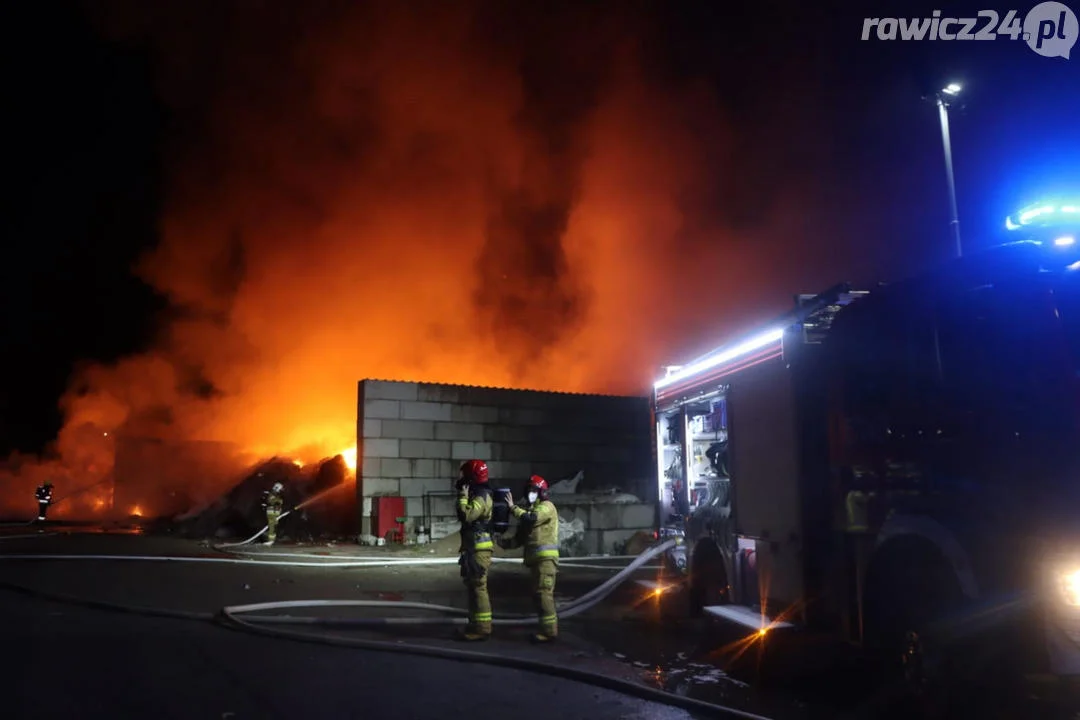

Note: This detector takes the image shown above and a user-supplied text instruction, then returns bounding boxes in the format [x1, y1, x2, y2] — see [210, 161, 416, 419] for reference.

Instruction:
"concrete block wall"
[555, 500, 657, 555]
[356, 380, 653, 538]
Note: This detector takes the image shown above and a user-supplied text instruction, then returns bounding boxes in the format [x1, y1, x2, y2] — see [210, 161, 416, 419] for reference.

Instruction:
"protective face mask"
[527, 492, 539, 504]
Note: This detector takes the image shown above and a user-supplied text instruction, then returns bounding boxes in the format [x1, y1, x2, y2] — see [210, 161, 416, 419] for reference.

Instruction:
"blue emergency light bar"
[1006, 201, 1080, 231]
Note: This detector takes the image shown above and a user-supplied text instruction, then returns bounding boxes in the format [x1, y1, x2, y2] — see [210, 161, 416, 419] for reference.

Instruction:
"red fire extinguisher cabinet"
[372, 496, 406, 540]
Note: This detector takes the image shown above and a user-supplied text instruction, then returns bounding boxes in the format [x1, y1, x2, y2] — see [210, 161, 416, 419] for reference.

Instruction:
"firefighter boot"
[530, 560, 558, 643]
[459, 551, 493, 641]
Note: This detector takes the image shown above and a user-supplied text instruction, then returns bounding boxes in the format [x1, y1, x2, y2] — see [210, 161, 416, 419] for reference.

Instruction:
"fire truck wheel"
[862, 537, 965, 703]
[688, 539, 728, 617]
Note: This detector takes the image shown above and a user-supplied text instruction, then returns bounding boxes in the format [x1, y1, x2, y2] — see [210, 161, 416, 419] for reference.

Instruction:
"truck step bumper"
[704, 604, 795, 631]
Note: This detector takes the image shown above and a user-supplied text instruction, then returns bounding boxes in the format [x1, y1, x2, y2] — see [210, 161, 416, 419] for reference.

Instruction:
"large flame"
[340, 447, 357, 473]
[0, 2, 832, 517]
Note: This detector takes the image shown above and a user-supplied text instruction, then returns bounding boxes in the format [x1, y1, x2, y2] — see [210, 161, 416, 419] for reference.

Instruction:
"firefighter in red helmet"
[456, 459, 495, 641]
[501, 475, 560, 642]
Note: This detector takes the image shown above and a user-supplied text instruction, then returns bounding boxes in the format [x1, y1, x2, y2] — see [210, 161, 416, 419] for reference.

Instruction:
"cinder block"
[436, 459, 457, 477]
[418, 384, 462, 403]
[361, 456, 380, 478]
[401, 477, 455, 497]
[426, 495, 458, 517]
[503, 462, 532, 479]
[518, 408, 548, 426]
[589, 504, 621, 529]
[616, 504, 656, 530]
[379, 458, 414, 478]
[399, 439, 452, 459]
[403, 497, 423, 519]
[549, 444, 584, 462]
[362, 438, 399, 458]
[498, 407, 548, 426]
[364, 399, 401, 420]
[362, 418, 382, 439]
[401, 401, 453, 422]
[473, 442, 492, 459]
[364, 381, 419, 402]
[450, 441, 476, 459]
[434, 423, 484, 442]
[452, 405, 500, 424]
[599, 529, 641, 554]
[590, 445, 634, 463]
[498, 444, 533, 462]
[381, 420, 436, 440]
[361, 497, 372, 515]
[554, 502, 589, 525]
[409, 459, 437, 478]
[362, 477, 401, 496]
[581, 529, 602, 556]
[483, 425, 529, 442]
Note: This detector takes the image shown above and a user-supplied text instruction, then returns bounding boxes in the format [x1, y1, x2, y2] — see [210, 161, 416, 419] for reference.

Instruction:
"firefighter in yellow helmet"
[263, 482, 285, 545]
[500, 475, 560, 642]
[457, 459, 495, 641]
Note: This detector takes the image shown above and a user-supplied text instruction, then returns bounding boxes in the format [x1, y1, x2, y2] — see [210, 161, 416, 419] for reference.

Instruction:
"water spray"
[216, 479, 353, 549]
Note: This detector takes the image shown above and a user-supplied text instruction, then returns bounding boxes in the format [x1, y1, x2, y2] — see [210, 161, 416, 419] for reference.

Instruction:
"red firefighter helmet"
[525, 475, 549, 501]
[460, 459, 489, 484]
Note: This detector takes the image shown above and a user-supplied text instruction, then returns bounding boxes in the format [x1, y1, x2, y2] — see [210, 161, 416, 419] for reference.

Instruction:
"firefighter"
[456, 459, 495, 641]
[263, 482, 285, 545]
[35, 482, 54, 522]
[501, 475, 560, 642]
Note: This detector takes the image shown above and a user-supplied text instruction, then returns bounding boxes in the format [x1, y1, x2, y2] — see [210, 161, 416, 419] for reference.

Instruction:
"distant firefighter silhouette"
[35, 482, 54, 521]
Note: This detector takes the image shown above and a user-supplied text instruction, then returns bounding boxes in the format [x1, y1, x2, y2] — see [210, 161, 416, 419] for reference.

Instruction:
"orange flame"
[1, 4, 817, 518]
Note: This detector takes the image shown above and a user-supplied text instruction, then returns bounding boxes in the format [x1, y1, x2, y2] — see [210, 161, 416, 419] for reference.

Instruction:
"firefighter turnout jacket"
[509, 499, 560, 566]
[264, 490, 284, 513]
[458, 485, 494, 553]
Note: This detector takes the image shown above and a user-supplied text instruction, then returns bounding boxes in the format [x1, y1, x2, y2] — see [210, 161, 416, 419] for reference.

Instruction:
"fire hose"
[215, 482, 350, 549]
[0, 538, 771, 720]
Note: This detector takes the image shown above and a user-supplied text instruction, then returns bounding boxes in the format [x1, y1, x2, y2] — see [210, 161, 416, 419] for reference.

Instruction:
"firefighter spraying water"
[262, 482, 285, 545]
[35, 482, 54, 522]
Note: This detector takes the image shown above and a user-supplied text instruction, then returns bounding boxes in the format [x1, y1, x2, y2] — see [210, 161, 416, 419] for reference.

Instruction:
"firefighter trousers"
[462, 550, 493, 634]
[266, 510, 281, 542]
[37, 502, 49, 521]
[531, 559, 558, 637]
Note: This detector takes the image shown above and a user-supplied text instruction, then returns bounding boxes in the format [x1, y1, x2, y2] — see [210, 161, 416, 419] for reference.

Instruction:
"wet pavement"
[3, 524, 1080, 719]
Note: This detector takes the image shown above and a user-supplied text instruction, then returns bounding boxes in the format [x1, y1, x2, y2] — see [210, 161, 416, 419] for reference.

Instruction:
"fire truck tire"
[688, 539, 728, 617]
[861, 536, 965, 709]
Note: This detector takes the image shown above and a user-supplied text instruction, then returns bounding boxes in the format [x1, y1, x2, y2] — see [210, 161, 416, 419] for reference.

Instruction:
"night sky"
[2, 0, 1078, 457]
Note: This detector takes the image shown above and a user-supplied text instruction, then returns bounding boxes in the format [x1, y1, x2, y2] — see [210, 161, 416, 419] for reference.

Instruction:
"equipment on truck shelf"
[653, 221, 1080, 681]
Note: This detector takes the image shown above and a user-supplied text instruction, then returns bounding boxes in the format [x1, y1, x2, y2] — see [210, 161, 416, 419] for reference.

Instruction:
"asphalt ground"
[3, 525, 1079, 719]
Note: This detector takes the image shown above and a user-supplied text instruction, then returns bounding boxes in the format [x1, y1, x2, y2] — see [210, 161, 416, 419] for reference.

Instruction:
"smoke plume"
[2, 0, 836, 516]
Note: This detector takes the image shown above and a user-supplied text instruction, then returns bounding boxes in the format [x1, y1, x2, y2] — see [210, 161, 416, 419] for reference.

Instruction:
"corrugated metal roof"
[358, 378, 647, 401]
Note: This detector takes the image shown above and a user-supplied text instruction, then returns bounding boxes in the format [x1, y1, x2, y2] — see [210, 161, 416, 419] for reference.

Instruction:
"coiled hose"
[0, 539, 771, 719]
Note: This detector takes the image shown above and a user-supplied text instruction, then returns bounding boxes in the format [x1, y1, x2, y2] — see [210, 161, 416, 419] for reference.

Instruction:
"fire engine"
[654, 200, 1080, 675]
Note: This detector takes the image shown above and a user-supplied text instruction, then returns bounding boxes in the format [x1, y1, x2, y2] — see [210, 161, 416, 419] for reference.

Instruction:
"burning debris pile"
[172, 454, 355, 541]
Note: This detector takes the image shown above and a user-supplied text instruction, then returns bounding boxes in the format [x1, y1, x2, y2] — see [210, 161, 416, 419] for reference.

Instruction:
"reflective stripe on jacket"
[458, 487, 494, 552]
[511, 500, 560, 566]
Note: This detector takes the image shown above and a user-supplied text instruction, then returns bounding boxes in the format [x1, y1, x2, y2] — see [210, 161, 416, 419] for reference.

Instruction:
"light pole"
[936, 83, 963, 258]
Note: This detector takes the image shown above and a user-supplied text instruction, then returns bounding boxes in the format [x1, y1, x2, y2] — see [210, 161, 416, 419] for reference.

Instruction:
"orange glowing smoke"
[1, 2, 832, 516]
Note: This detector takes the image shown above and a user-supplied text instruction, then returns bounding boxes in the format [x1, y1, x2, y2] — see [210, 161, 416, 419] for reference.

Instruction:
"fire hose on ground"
[0, 538, 772, 720]
[215, 482, 351, 549]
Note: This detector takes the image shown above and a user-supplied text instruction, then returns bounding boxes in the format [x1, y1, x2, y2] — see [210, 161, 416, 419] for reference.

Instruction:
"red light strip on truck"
[655, 340, 783, 404]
